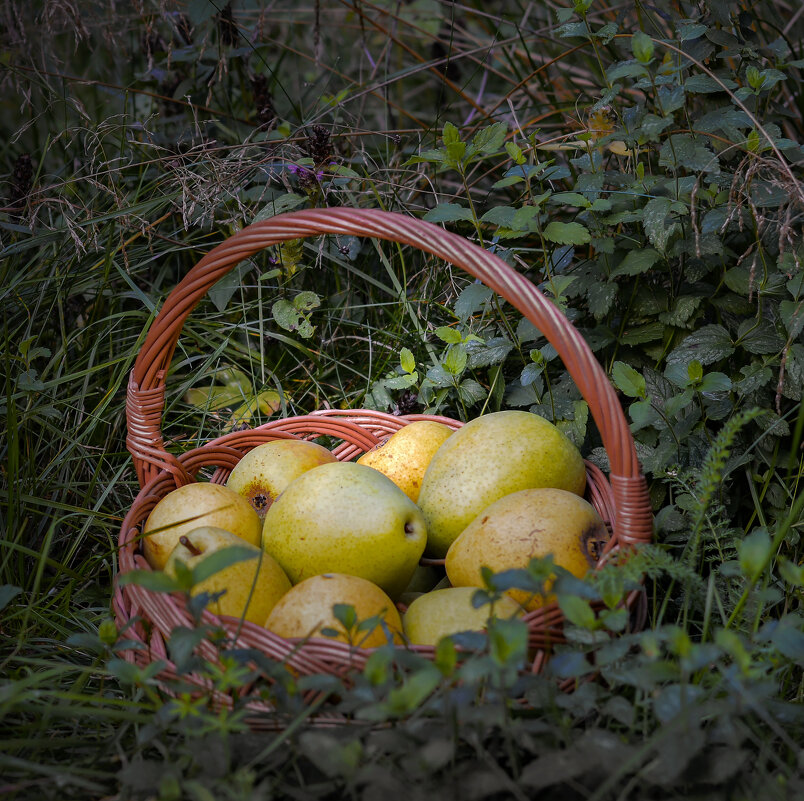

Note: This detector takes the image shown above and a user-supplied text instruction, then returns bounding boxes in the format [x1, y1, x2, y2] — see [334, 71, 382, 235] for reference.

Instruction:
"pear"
[403, 586, 523, 646]
[445, 488, 608, 610]
[261, 461, 427, 599]
[264, 573, 403, 648]
[226, 439, 336, 518]
[417, 410, 586, 557]
[164, 526, 291, 624]
[357, 421, 453, 502]
[142, 482, 262, 570]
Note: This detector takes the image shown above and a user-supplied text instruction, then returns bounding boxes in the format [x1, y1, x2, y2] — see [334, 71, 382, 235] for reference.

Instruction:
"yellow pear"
[142, 482, 262, 570]
[226, 439, 336, 518]
[164, 526, 291, 624]
[261, 461, 427, 599]
[403, 587, 523, 646]
[445, 488, 608, 610]
[417, 410, 586, 557]
[264, 573, 403, 648]
[357, 421, 454, 502]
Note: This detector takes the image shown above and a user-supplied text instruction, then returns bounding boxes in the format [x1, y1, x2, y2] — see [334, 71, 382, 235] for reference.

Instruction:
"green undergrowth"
[1, 0, 803, 798]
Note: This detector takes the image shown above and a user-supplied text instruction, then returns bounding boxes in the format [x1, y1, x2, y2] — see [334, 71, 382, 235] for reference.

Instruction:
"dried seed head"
[305, 124, 333, 167]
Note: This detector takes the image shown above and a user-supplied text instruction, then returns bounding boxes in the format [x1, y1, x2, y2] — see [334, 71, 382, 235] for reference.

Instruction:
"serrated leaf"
[667, 324, 734, 366]
[738, 528, 772, 579]
[587, 280, 617, 318]
[458, 378, 486, 404]
[611, 361, 646, 398]
[454, 283, 493, 321]
[737, 318, 784, 354]
[471, 121, 507, 154]
[434, 325, 462, 344]
[642, 197, 679, 253]
[543, 221, 591, 245]
[18, 369, 44, 391]
[480, 206, 516, 226]
[423, 203, 474, 223]
[780, 300, 804, 339]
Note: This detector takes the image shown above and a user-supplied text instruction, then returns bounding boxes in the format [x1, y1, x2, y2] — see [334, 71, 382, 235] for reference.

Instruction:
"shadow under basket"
[114, 208, 653, 721]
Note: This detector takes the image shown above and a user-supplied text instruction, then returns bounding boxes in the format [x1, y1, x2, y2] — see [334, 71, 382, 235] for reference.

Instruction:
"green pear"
[357, 421, 453, 502]
[402, 586, 523, 646]
[143, 482, 262, 570]
[164, 526, 291, 624]
[261, 461, 427, 599]
[264, 572, 403, 648]
[226, 439, 336, 518]
[446, 488, 608, 610]
[417, 410, 586, 557]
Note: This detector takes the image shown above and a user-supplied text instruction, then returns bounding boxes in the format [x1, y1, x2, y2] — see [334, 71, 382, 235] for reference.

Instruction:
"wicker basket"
[114, 208, 653, 714]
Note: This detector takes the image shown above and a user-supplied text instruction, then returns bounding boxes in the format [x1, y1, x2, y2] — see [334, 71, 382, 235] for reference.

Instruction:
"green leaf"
[611, 361, 646, 398]
[253, 192, 306, 222]
[117, 570, 182, 593]
[187, 0, 218, 25]
[385, 664, 442, 715]
[780, 300, 804, 339]
[293, 291, 321, 312]
[642, 197, 680, 253]
[423, 203, 474, 223]
[434, 326, 462, 344]
[0, 584, 22, 612]
[443, 345, 468, 376]
[400, 347, 416, 374]
[18, 368, 44, 391]
[611, 247, 662, 278]
[191, 545, 258, 585]
[778, 558, 804, 587]
[558, 594, 597, 629]
[471, 121, 508, 154]
[737, 318, 784, 355]
[480, 206, 517, 226]
[738, 528, 772, 580]
[698, 372, 732, 393]
[543, 221, 591, 245]
[333, 603, 358, 632]
[454, 283, 493, 322]
[631, 31, 654, 63]
[667, 325, 734, 367]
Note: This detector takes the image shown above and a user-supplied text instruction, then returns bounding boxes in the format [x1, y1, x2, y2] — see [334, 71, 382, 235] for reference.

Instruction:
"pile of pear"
[139, 411, 608, 650]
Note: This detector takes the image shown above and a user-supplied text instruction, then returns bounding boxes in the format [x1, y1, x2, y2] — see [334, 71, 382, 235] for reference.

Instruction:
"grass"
[2, 0, 804, 798]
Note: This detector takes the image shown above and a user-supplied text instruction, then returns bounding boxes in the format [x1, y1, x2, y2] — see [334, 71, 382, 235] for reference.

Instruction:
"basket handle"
[126, 208, 652, 547]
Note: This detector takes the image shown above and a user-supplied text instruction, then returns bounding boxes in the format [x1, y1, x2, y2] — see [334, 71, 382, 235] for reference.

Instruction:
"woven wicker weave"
[114, 208, 652, 713]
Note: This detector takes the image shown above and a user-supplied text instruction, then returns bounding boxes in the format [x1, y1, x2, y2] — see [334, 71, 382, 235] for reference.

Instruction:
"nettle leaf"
[458, 379, 486, 405]
[471, 121, 508, 154]
[443, 345, 468, 375]
[423, 203, 474, 223]
[480, 206, 516, 227]
[658, 134, 719, 173]
[543, 221, 591, 245]
[737, 318, 785, 355]
[642, 197, 680, 253]
[611, 361, 646, 398]
[253, 192, 306, 222]
[667, 324, 734, 367]
[454, 283, 493, 322]
[780, 300, 804, 339]
[611, 247, 661, 278]
[587, 281, 617, 319]
[685, 74, 737, 93]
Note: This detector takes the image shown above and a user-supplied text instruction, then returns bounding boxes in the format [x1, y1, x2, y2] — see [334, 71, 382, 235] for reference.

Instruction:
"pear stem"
[179, 535, 202, 556]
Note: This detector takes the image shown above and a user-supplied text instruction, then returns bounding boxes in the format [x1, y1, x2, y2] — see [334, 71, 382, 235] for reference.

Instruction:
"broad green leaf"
[423, 203, 474, 223]
[434, 325, 462, 344]
[480, 206, 517, 226]
[611, 361, 646, 398]
[631, 31, 654, 63]
[443, 345, 468, 375]
[642, 197, 679, 253]
[698, 372, 732, 393]
[293, 291, 321, 312]
[400, 347, 415, 374]
[737, 318, 784, 354]
[778, 557, 804, 587]
[738, 528, 772, 580]
[333, 603, 358, 632]
[253, 192, 306, 222]
[543, 221, 591, 245]
[454, 283, 493, 321]
[780, 300, 804, 339]
[0, 585, 22, 612]
[471, 121, 507, 154]
[558, 594, 597, 629]
[667, 324, 734, 366]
